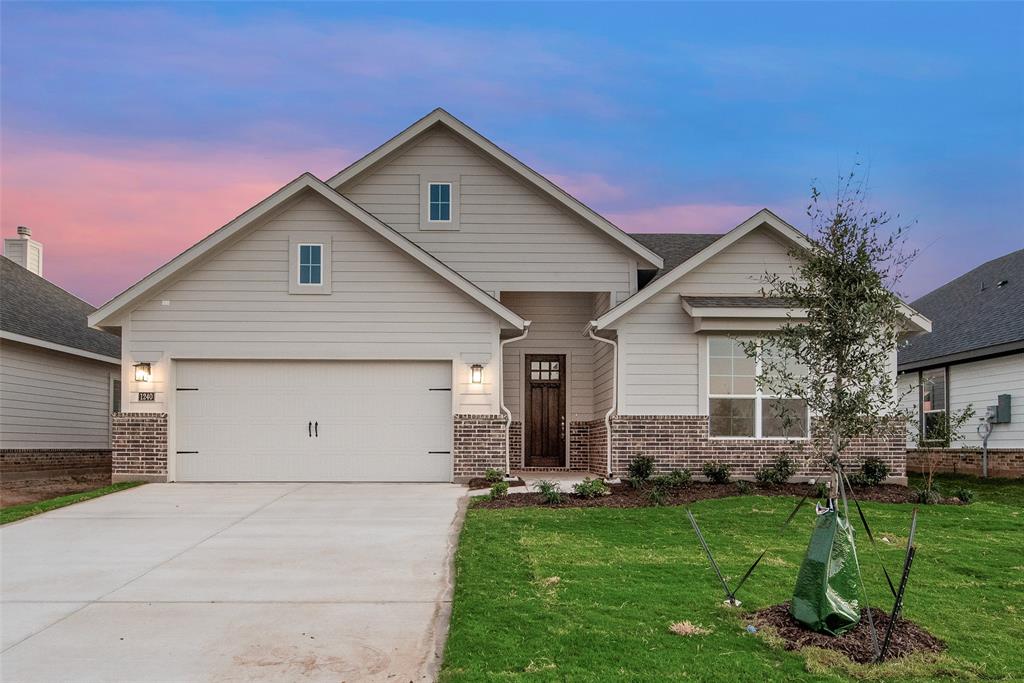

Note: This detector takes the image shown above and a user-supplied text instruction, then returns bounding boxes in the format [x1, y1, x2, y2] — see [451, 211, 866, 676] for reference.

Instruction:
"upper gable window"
[298, 244, 323, 285]
[428, 183, 451, 222]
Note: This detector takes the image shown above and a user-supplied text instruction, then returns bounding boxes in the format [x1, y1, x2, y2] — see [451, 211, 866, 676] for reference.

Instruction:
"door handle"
[315, 421, 319, 438]
[308, 421, 312, 437]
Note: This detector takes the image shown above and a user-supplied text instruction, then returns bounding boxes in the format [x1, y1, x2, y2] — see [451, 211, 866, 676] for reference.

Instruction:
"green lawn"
[0, 482, 144, 525]
[443, 475, 1024, 682]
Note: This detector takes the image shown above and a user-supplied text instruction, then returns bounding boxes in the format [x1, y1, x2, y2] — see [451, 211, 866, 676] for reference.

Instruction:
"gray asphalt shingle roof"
[631, 233, 723, 280]
[1, 256, 120, 359]
[898, 248, 1024, 368]
[682, 296, 793, 308]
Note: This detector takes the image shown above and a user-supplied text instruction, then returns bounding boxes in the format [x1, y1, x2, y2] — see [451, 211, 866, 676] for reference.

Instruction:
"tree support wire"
[687, 508, 737, 603]
[878, 509, 918, 662]
[837, 465, 879, 659]
[838, 463, 897, 599]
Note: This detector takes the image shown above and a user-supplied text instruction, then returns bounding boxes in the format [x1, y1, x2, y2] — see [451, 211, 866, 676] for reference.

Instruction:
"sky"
[2, 2, 1022, 306]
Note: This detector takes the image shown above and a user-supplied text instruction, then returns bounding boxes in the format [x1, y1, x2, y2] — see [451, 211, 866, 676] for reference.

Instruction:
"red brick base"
[453, 414, 507, 480]
[908, 448, 1024, 479]
[0, 449, 112, 495]
[609, 415, 905, 481]
[111, 413, 168, 482]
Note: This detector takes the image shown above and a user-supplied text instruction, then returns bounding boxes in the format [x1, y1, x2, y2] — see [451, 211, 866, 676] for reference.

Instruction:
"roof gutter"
[499, 321, 531, 475]
[586, 322, 617, 479]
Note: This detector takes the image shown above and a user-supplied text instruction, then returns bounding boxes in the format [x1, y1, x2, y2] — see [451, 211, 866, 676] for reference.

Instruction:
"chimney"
[4, 226, 44, 277]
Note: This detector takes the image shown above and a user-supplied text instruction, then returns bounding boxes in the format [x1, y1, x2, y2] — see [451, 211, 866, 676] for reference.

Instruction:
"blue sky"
[2, 1, 1022, 304]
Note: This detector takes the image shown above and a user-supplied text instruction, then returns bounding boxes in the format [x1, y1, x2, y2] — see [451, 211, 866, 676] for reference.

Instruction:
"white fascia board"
[0, 330, 120, 365]
[680, 301, 809, 319]
[326, 108, 663, 270]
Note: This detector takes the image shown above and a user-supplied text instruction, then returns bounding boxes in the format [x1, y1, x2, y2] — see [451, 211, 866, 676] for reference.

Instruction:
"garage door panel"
[175, 360, 452, 482]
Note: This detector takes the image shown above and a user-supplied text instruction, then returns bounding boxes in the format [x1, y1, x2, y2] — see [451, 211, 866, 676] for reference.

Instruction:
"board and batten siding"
[120, 190, 502, 415]
[0, 339, 115, 448]
[340, 127, 639, 303]
[616, 227, 798, 415]
[900, 352, 1024, 448]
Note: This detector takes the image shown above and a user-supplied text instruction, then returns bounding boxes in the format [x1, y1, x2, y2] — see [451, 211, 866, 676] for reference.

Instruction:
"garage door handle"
[314, 421, 318, 438]
[308, 421, 312, 437]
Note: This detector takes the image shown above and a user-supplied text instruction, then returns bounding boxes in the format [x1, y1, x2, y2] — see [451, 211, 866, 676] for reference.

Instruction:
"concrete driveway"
[0, 483, 466, 682]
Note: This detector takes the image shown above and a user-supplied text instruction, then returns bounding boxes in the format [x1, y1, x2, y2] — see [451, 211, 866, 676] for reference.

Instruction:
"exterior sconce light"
[470, 364, 483, 384]
[134, 362, 152, 383]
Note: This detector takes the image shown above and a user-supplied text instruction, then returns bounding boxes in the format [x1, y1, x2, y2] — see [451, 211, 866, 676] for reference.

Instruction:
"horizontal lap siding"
[341, 128, 635, 299]
[949, 353, 1024, 448]
[125, 191, 499, 414]
[0, 340, 114, 448]
[618, 227, 797, 415]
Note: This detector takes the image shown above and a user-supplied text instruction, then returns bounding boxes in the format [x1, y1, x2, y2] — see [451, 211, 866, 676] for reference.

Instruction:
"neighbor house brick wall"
[908, 448, 1024, 479]
[610, 415, 905, 480]
[111, 413, 168, 482]
[453, 414, 506, 480]
[0, 449, 111, 493]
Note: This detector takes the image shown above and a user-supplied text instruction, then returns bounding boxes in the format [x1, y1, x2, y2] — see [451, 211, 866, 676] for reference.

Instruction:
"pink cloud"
[1, 133, 354, 305]
[607, 203, 764, 234]
[546, 172, 628, 203]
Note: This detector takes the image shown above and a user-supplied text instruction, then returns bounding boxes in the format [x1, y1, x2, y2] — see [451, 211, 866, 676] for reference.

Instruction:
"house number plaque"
[138, 392, 155, 401]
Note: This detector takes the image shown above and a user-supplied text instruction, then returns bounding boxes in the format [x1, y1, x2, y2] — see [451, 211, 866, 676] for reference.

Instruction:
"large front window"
[920, 367, 947, 443]
[708, 336, 809, 438]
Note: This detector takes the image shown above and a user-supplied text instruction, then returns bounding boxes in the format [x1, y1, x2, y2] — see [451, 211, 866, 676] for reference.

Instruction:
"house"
[898, 248, 1024, 476]
[88, 109, 927, 484]
[1, 228, 122, 495]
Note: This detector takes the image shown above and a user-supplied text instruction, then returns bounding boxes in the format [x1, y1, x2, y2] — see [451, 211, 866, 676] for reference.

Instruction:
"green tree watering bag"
[790, 506, 863, 635]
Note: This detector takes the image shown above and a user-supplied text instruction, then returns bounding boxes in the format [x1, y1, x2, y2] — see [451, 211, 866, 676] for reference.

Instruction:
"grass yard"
[0, 482, 144, 525]
[442, 475, 1024, 682]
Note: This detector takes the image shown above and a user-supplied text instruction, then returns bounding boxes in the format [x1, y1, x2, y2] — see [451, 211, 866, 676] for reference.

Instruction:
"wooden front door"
[525, 354, 566, 467]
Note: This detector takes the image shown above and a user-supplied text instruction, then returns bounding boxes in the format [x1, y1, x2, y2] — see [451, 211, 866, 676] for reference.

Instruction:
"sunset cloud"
[607, 203, 764, 234]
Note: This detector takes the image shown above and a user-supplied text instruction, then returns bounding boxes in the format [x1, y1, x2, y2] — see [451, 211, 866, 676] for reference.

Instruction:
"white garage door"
[175, 360, 452, 482]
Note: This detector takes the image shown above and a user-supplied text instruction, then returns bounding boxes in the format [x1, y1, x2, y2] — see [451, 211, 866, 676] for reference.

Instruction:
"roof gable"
[88, 174, 526, 331]
[327, 108, 663, 269]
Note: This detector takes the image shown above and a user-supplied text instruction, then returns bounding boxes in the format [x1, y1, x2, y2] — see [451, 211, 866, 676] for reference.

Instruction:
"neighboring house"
[898, 249, 1024, 454]
[1, 229, 122, 490]
[88, 109, 928, 484]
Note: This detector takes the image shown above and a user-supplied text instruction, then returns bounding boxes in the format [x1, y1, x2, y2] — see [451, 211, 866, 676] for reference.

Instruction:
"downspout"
[499, 321, 531, 476]
[587, 322, 617, 479]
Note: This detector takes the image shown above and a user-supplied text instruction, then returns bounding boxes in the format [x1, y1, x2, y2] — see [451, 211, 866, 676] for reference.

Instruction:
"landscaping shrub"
[912, 487, 941, 505]
[484, 468, 503, 483]
[647, 487, 667, 506]
[573, 478, 610, 499]
[534, 480, 563, 504]
[736, 480, 754, 495]
[666, 469, 692, 487]
[489, 481, 510, 499]
[754, 454, 797, 485]
[952, 487, 975, 504]
[814, 481, 830, 500]
[859, 456, 890, 486]
[701, 461, 731, 484]
[627, 455, 655, 482]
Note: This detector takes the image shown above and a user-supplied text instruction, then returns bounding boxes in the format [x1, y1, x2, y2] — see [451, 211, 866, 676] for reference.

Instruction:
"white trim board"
[88, 173, 526, 332]
[0, 330, 120, 365]
[327, 108, 664, 270]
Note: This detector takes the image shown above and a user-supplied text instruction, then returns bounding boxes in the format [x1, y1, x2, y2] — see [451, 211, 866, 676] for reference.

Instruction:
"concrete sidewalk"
[0, 482, 466, 682]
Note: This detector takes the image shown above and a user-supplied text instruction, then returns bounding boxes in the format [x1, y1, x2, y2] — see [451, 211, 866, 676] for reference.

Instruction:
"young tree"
[741, 168, 917, 485]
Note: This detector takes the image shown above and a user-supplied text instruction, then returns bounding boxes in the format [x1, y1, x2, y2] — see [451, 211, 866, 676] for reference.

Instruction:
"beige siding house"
[89, 109, 927, 484]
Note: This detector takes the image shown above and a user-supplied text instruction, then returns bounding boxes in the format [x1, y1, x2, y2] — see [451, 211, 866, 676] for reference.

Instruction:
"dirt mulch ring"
[466, 477, 527, 490]
[1, 476, 111, 508]
[749, 602, 946, 664]
[472, 480, 956, 509]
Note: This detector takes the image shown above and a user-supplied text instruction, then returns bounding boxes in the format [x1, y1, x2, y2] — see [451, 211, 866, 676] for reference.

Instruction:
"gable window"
[920, 367, 947, 444]
[298, 244, 323, 285]
[428, 183, 451, 222]
[708, 336, 809, 439]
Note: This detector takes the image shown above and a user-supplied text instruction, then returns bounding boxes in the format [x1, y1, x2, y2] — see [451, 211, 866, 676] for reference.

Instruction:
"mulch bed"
[472, 480, 955, 509]
[1, 476, 111, 508]
[466, 477, 527, 490]
[749, 602, 946, 664]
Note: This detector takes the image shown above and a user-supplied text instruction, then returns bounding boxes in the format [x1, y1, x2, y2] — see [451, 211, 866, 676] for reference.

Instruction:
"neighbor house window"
[708, 336, 809, 439]
[298, 244, 322, 285]
[920, 367, 947, 444]
[428, 183, 451, 222]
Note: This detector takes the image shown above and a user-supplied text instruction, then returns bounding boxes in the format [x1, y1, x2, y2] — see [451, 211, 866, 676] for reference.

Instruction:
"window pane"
[709, 375, 732, 394]
[921, 369, 946, 411]
[733, 376, 757, 394]
[430, 184, 440, 202]
[531, 371, 540, 380]
[299, 265, 311, 284]
[708, 337, 734, 358]
[709, 398, 755, 437]
[924, 411, 947, 442]
[309, 265, 321, 284]
[437, 203, 450, 221]
[438, 184, 450, 202]
[762, 398, 808, 438]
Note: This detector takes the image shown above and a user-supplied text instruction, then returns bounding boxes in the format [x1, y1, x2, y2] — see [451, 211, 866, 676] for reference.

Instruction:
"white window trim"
[296, 243, 324, 286]
[427, 182, 453, 223]
[706, 336, 810, 441]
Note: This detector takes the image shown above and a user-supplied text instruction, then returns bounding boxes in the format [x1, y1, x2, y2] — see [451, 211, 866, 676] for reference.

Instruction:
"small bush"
[627, 477, 645, 490]
[952, 487, 975, 504]
[484, 468, 504, 483]
[859, 457, 890, 486]
[489, 481, 510, 499]
[534, 480, 563, 504]
[755, 454, 797, 485]
[647, 487, 668, 506]
[666, 469, 692, 487]
[736, 480, 754, 495]
[702, 461, 732, 484]
[912, 487, 941, 505]
[814, 481, 829, 500]
[573, 478, 610, 499]
[628, 455, 655, 482]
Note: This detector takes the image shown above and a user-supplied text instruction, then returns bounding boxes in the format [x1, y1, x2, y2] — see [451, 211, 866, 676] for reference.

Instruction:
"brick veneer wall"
[453, 414, 507, 480]
[111, 413, 168, 482]
[0, 449, 111, 492]
[908, 448, 1024, 479]
[569, 422, 591, 470]
[610, 415, 905, 481]
[509, 421, 523, 468]
[587, 419, 609, 475]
